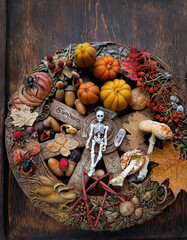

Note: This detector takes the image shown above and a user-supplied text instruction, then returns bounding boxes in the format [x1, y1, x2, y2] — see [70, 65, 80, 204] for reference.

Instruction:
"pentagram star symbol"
[69, 170, 128, 228]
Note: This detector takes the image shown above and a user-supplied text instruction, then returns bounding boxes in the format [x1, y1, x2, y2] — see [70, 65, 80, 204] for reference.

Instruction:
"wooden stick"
[84, 170, 125, 202]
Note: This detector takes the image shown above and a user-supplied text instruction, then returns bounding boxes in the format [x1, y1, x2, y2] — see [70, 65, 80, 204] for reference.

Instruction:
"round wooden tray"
[5, 42, 185, 231]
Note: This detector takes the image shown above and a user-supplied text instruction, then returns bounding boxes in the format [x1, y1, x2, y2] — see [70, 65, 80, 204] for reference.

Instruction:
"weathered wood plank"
[103, 150, 122, 178]
[40, 131, 84, 160]
[50, 99, 85, 129]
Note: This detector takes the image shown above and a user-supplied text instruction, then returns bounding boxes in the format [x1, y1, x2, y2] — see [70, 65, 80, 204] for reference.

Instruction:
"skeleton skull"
[96, 110, 104, 122]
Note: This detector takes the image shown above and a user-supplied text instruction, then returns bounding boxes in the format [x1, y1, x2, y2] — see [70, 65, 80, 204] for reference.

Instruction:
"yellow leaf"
[148, 141, 187, 198]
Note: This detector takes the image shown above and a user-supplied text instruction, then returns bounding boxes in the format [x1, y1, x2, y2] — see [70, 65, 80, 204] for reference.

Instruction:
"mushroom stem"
[110, 160, 137, 187]
[147, 133, 156, 154]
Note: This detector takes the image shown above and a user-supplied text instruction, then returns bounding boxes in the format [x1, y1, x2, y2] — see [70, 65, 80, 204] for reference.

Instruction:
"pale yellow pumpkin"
[74, 42, 96, 68]
[100, 79, 132, 111]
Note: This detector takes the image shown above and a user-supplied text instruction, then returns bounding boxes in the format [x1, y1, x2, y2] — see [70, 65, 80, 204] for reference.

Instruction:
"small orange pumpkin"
[77, 82, 100, 105]
[93, 56, 120, 81]
[74, 43, 96, 68]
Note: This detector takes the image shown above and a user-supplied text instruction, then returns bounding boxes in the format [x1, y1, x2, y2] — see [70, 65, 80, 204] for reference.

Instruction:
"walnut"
[130, 88, 150, 110]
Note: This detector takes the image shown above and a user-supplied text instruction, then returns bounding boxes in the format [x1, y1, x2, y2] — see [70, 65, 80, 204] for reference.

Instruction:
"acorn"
[43, 116, 60, 132]
[95, 169, 105, 178]
[75, 99, 86, 115]
[143, 191, 152, 201]
[64, 85, 76, 107]
[134, 207, 143, 219]
[65, 161, 76, 177]
[66, 149, 82, 176]
[119, 201, 134, 217]
[130, 195, 140, 207]
[56, 81, 64, 89]
[48, 158, 64, 177]
[55, 89, 65, 101]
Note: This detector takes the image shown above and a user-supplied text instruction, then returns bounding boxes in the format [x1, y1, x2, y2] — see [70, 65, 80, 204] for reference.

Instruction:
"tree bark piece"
[50, 99, 85, 129]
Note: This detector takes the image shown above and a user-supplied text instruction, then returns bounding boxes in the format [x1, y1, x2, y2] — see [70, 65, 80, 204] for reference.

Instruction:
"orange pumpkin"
[74, 43, 96, 68]
[77, 82, 100, 105]
[13, 72, 52, 110]
[93, 56, 120, 81]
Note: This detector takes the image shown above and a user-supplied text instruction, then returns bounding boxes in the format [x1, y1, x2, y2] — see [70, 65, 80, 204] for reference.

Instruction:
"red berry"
[48, 62, 55, 70]
[155, 84, 161, 89]
[13, 131, 22, 140]
[150, 102, 155, 107]
[152, 74, 157, 78]
[156, 114, 161, 119]
[151, 71, 155, 74]
[152, 93, 157, 98]
[156, 69, 160, 73]
[160, 117, 164, 122]
[58, 61, 64, 68]
[138, 72, 145, 77]
[168, 119, 173, 125]
[153, 106, 158, 111]
[164, 89, 170, 94]
[56, 68, 62, 74]
[137, 81, 143, 87]
[167, 84, 172, 89]
[140, 86, 145, 91]
[66, 59, 73, 67]
[172, 113, 177, 119]
[176, 111, 180, 115]
[177, 114, 182, 119]
[47, 55, 53, 62]
[138, 77, 143, 82]
[164, 117, 169, 122]
[174, 118, 179, 122]
[59, 158, 69, 171]
[149, 88, 154, 93]
[145, 86, 150, 91]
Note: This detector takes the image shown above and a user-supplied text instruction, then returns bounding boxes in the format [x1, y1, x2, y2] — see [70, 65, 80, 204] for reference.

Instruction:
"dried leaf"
[123, 111, 148, 149]
[10, 106, 38, 128]
[120, 59, 140, 81]
[64, 139, 79, 150]
[55, 133, 66, 145]
[60, 146, 70, 157]
[47, 142, 61, 152]
[148, 142, 187, 198]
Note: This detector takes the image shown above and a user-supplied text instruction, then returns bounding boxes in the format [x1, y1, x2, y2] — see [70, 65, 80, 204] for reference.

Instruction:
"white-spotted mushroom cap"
[139, 120, 172, 140]
[120, 150, 146, 176]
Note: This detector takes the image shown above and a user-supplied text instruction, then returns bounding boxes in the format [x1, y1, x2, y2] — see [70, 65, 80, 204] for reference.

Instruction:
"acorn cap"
[65, 85, 74, 92]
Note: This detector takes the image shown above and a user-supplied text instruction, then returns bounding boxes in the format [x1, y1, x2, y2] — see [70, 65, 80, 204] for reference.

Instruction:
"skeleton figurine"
[86, 110, 109, 177]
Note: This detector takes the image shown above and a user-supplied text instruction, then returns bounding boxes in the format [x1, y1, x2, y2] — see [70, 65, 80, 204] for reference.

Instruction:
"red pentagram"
[68, 170, 129, 228]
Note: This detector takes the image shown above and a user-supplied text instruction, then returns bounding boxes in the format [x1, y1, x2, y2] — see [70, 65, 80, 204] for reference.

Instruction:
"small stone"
[170, 95, 179, 103]
[176, 105, 184, 114]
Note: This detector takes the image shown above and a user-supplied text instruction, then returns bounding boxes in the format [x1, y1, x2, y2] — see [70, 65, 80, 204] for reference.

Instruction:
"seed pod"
[130, 196, 140, 207]
[59, 190, 77, 200]
[75, 99, 86, 115]
[143, 191, 152, 201]
[38, 175, 56, 186]
[65, 85, 76, 107]
[48, 158, 64, 177]
[55, 89, 65, 101]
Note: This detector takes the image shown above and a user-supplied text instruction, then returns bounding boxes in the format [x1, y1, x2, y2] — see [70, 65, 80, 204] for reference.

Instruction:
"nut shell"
[75, 99, 87, 115]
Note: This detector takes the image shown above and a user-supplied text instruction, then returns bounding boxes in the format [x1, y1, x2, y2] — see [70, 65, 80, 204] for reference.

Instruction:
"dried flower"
[59, 158, 69, 171]
[13, 131, 23, 140]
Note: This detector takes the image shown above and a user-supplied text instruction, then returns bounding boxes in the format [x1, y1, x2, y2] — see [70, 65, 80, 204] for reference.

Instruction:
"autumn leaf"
[123, 111, 148, 149]
[120, 59, 140, 80]
[127, 47, 149, 62]
[148, 141, 187, 198]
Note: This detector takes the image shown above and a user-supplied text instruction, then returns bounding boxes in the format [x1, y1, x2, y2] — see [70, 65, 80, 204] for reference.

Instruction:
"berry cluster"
[46, 54, 73, 75]
[171, 129, 184, 141]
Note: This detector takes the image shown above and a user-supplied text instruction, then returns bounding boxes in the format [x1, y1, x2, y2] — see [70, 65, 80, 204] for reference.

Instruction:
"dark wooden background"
[0, 0, 187, 239]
